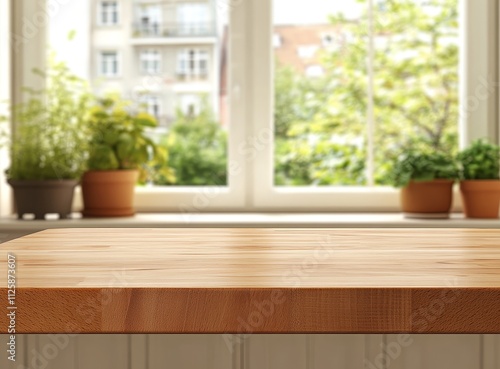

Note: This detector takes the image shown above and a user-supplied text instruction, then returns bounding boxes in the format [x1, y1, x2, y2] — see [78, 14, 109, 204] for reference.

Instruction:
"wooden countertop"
[1, 228, 500, 333]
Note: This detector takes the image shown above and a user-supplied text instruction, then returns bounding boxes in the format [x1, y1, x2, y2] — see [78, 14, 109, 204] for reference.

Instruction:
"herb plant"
[1, 55, 91, 180]
[389, 151, 458, 188]
[457, 139, 500, 180]
[86, 96, 174, 182]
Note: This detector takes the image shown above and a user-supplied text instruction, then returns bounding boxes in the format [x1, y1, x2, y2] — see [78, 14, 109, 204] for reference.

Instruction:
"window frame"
[5, 0, 500, 213]
[248, 0, 499, 211]
[140, 94, 162, 120]
[98, 0, 120, 27]
[177, 48, 209, 80]
[98, 50, 120, 78]
[138, 4, 162, 36]
[0, 0, 11, 217]
[140, 49, 162, 75]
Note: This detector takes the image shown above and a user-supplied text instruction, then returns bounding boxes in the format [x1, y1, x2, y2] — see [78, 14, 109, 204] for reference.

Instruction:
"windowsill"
[95, 24, 121, 28]
[0, 213, 499, 231]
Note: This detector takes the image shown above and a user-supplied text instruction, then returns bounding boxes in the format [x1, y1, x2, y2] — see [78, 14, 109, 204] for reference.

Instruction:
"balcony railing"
[176, 70, 209, 81]
[132, 22, 215, 38]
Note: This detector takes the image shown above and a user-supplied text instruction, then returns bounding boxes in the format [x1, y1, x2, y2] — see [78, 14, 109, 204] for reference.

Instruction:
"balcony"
[132, 22, 216, 38]
[176, 71, 209, 81]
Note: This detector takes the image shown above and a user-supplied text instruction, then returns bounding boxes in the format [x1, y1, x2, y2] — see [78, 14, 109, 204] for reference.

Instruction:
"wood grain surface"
[1, 228, 500, 333]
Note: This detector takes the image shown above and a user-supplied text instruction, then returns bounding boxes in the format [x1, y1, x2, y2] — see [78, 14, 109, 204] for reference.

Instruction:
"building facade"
[90, 0, 220, 128]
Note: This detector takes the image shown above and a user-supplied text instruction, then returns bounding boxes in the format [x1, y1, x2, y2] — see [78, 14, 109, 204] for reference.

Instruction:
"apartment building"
[90, 0, 220, 128]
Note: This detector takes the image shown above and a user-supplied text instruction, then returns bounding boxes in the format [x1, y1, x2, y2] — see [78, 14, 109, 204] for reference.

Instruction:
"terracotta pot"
[8, 179, 78, 220]
[460, 180, 500, 219]
[400, 180, 454, 219]
[81, 170, 139, 217]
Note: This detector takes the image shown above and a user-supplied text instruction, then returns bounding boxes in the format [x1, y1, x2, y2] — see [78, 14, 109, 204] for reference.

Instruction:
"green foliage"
[275, 138, 365, 185]
[274, 64, 330, 138]
[87, 96, 174, 182]
[388, 151, 458, 188]
[274, 0, 459, 186]
[1, 54, 91, 180]
[458, 139, 500, 180]
[155, 106, 227, 186]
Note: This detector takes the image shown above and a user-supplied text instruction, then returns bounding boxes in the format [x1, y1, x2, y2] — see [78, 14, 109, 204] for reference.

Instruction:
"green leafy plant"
[457, 139, 500, 180]
[389, 151, 458, 188]
[0, 55, 91, 180]
[87, 96, 174, 182]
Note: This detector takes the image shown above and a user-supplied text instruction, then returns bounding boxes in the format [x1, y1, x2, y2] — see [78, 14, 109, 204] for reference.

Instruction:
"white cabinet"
[1, 334, 498, 369]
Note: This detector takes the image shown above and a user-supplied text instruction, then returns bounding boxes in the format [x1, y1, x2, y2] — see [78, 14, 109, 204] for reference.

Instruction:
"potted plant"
[0, 57, 90, 220]
[389, 151, 458, 218]
[458, 139, 500, 219]
[82, 96, 171, 217]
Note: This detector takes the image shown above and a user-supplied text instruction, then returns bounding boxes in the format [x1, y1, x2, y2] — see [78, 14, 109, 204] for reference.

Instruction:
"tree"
[155, 105, 228, 186]
[275, 0, 459, 186]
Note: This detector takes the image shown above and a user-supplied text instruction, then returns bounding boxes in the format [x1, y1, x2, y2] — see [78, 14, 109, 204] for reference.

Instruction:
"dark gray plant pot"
[7, 180, 78, 220]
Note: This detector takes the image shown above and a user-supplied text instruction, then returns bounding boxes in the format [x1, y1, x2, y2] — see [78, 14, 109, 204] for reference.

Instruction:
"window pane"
[273, 0, 459, 186]
[49, 0, 228, 187]
[373, 0, 459, 185]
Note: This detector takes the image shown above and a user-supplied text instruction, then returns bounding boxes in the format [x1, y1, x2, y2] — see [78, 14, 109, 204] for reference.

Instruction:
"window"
[273, 34, 282, 48]
[140, 50, 161, 75]
[297, 45, 318, 59]
[177, 49, 209, 80]
[138, 5, 162, 36]
[321, 34, 333, 47]
[141, 95, 161, 119]
[275, 0, 461, 188]
[248, 0, 498, 210]
[273, 0, 462, 188]
[305, 65, 324, 78]
[179, 94, 201, 116]
[99, 51, 119, 77]
[177, 3, 211, 35]
[9, 0, 499, 212]
[0, 0, 10, 217]
[99, 1, 119, 26]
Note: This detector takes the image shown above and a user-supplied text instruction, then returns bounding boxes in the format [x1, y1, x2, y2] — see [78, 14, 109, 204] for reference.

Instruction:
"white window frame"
[98, 51, 120, 78]
[141, 95, 162, 119]
[136, 9, 246, 212]
[0, 0, 12, 217]
[7, 0, 500, 213]
[177, 49, 209, 80]
[140, 49, 162, 75]
[247, 0, 498, 212]
[98, 1, 120, 26]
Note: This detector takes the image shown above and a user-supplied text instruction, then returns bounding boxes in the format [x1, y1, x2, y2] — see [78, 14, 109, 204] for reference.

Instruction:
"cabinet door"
[76, 335, 129, 369]
[246, 335, 380, 369]
[246, 335, 308, 369]
[148, 335, 233, 369]
[483, 335, 500, 369]
[312, 335, 382, 369]
[385, 334, 481, 369]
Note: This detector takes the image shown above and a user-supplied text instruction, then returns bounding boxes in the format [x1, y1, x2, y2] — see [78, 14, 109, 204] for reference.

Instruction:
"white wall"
[0, 0, 11, 217]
